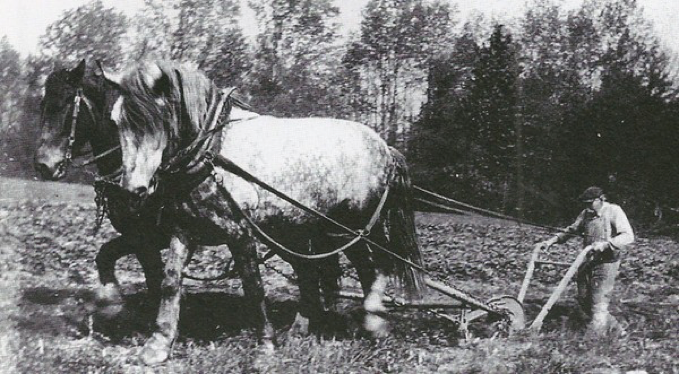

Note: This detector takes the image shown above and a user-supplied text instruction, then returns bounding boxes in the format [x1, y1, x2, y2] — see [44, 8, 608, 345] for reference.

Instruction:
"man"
[538, 186, 634, 334]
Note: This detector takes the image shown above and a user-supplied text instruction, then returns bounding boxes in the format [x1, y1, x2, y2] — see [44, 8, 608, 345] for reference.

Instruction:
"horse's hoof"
[259, 340, 275, 355]
[288, 313, 310, 336]
[364, 295, 388, 315]
[94, 284, 124, 318]
[140, 334, 172, 366]
[364, 313, 389, 338]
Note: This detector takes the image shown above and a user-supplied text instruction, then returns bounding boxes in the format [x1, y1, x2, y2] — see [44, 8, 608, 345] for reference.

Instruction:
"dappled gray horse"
[33, 60, 341, 333]
[103, 60, 425, 365]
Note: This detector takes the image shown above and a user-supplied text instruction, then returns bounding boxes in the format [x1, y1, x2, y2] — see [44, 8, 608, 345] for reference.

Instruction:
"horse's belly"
[169, 175, 371, 247]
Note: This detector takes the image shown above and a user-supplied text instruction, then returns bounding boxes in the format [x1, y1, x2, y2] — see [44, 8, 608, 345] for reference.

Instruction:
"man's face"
[583, 197, 603, 212]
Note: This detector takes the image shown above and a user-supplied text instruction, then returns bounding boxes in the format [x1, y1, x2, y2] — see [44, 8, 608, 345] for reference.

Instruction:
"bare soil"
[0, 176, 676, 373]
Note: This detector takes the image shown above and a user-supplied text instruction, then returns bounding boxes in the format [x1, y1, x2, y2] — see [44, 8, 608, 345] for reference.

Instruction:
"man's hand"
[537, 237, 558, 250]
[591, 241, 610, 252]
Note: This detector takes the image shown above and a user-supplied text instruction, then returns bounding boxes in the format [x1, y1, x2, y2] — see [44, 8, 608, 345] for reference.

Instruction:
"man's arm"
[539, 210, 585, 248]
[608, 205, 635, 249]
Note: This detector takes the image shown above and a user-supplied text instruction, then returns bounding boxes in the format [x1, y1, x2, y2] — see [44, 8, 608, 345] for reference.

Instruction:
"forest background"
[1, 0, 678, 227]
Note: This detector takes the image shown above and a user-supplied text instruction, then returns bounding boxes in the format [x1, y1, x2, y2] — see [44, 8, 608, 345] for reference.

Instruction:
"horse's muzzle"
[128, 186, 149, 212]
[123, 176, 159, 213]
[34, 159, 67, 180]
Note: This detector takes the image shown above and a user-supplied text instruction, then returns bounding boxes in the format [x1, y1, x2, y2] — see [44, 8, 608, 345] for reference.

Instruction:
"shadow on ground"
[15, 287, 356, 343]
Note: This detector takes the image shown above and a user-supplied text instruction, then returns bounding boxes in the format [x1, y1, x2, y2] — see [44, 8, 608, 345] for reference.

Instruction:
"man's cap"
[578, 186, 604, 202]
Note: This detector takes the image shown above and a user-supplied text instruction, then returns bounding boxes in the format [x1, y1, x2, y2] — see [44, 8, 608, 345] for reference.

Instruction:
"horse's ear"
[97, 60, 123, 90]
[70, 59, 87, 83]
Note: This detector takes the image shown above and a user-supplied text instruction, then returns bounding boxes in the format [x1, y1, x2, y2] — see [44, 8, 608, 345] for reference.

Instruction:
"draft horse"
[34, 60, 168, 314]
[102, 60, 426, 364]
[34, 61, 343, 332]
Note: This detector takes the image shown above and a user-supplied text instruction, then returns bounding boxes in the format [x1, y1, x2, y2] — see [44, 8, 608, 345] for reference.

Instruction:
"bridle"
[63, 88, 83, 164]
[61, 87, 121, 169]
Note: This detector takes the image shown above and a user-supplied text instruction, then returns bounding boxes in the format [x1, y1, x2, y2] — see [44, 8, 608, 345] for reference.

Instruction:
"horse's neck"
[81, 86, 122, 175]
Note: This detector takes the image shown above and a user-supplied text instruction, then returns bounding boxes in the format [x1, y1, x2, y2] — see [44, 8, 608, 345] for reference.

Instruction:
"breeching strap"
[211, 154, 426, 272]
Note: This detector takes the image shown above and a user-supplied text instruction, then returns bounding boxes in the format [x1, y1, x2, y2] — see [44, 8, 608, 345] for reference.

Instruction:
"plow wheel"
[457, 295, 525, 338]
[486, 295, 525, 333]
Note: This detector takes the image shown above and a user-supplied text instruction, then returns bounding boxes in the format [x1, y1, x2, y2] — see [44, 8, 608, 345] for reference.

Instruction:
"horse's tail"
[383, 147, 425, 298]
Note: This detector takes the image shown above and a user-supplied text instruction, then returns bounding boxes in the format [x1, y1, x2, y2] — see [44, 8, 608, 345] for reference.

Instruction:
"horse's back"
[216, 116, 393, 212]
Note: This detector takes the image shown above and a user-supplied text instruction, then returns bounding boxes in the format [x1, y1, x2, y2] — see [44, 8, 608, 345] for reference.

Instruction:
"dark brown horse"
[34, 60, 167, 315]
[103, 60, 425, 365]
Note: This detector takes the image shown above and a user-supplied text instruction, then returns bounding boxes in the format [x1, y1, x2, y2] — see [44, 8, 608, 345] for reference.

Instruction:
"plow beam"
[425, 278, 525, 332]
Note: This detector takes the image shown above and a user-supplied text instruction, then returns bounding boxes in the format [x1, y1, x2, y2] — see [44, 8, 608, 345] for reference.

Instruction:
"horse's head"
[34, 60, 88, 179]
[103, 61, 216, 207]
[34, 59, 116, 180]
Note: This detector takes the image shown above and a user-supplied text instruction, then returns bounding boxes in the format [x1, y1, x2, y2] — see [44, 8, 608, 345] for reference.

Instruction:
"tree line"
[1, 0, 678, 226]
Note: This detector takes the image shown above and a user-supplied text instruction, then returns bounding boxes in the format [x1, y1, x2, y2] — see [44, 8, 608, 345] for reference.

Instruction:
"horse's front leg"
[94, 236, 135, 317]
[231, 239, 276, 351]
[140, 234, 190, 366]
[136, 245, 164, 314]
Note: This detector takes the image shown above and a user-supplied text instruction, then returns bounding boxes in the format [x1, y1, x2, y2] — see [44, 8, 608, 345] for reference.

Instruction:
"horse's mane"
[118, 61, 218, 142]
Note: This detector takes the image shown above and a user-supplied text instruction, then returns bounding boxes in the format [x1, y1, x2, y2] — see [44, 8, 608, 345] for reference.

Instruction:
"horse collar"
[154, 87, 235, 195]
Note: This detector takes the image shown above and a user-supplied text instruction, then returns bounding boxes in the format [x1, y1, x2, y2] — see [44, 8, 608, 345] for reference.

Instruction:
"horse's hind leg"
[140, 234, 190, 366]
[288, 259, 323, 336]
[94, 235, 135, 317]
[344, 246, 389, 338]
[231, 239, 276, 351]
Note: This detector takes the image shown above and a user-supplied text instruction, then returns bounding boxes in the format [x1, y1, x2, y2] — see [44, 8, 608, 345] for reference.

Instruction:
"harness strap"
[214, 176, 384, 260]
[63, 89, 120, 169]
[160, 87, 236, 176]
[77, 145, 121, 168]
[211, 154, 426, 272]
[80, 95, 99, 127]
[65, 89, 82, 163]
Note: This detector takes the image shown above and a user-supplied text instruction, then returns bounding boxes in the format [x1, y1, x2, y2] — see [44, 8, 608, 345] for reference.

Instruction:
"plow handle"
[529, 245, 593, 332]
[518, 243, 543, 303]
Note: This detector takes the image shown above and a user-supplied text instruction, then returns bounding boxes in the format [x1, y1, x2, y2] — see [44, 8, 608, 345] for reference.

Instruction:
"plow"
[185, 177, 591, 338]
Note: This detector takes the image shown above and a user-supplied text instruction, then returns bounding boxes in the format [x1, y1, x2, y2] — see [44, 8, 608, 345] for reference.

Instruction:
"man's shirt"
[556, 202, 635, 261]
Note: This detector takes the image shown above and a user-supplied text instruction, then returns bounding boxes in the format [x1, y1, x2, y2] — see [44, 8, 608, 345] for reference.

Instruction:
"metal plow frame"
[338, 277, 526, 337]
